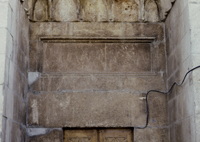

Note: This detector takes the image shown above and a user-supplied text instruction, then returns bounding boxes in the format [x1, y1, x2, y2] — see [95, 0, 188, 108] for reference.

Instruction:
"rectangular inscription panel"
[41, 42, 152, 73]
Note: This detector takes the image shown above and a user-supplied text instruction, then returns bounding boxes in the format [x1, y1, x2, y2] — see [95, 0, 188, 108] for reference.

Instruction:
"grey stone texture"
[0, 0, 29, 141]
[28, 0, 175, 22]
[166, 0, 200, 142]
[4, 0, 200, 141]
[28, 8, 168, 140]
[27, 129, 63, 142]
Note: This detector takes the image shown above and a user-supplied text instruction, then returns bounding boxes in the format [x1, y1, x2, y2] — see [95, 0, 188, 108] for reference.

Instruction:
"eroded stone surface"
[30, 75, 165, 92]
[134, 127, 169, 142]
[112, 0, 139, 22]
[28, 92, 146, 127]
[37, 43, 152, 73]
[27, 129, 63, 142]
[28, 0, 175, 22]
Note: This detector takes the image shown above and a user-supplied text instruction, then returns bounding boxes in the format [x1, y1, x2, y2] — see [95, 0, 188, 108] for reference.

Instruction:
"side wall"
[166, 0, 200, 141]
[189, 0, 200, 141]
[0, 0, 29, 141]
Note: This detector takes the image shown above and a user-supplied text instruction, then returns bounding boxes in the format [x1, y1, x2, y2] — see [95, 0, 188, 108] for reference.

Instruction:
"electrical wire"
[134, 65, 200, 129]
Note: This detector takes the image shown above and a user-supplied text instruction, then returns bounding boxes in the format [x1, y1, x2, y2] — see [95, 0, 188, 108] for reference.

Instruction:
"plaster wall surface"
[166, 0, 200, 141]
[0, 0, 29, 141]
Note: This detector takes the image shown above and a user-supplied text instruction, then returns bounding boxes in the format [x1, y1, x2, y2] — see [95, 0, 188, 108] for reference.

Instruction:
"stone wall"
[165, 0, 200, 141]
[0, 0, 29, 141]
[27, 1, 169, 141]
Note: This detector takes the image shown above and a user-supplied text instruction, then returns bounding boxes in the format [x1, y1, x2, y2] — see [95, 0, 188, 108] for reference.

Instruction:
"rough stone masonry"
[7, 0, 200, 142]
[27, 0, 173, 141]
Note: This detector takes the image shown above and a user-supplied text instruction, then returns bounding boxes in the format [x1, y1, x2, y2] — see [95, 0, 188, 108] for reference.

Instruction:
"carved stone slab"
[28, 0, 175, 22]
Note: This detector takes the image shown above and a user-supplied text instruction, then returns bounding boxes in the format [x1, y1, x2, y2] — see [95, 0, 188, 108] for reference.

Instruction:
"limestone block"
[52, 0, 78, 21]
[30, 75, 74, 92]
[191, 29, 200, 54]
[167, 74, 176, 100]
[123, 23, 164, 41]
[29, 41, 38, 71]
[3, 87, 17, 120]
[144, 0, 159, 22]
[30, 22, 73, 40]
[42, 43, 105, 73]
[0, 28, 7, 54]
[112, 0, 139, 22]
[76, 0, 110, 21]
[27, 129, 63, 142]
[157, 43, 166, 71]
[106, 43, 151, 73]
[31, 75, 122, 92]
[177, 86, 194, 121]
[195, 114, 200, 142]
[147, 92, 168, 126]
[168, 98, 178, 124]
[14, 46, 28, 76]
[31, 0, 50, 21]
[29, 0, 175, 22]
[8, 62, 27, 99]
[189, 4, 200, 30]
[122, 75, 165, 92]
[0, 2, 8, 28]
[157, 0, 173, 20]
[37, 42, 152, 73]
[0, 54, 5, 85]
[30, 74, 165, 93]
[28, 92, 146, 127]
[194, 82, 200, 114]
[4, 86, 26, 124]
[134, 127, 169, 142]
[192, 53, 200, 82]
[73, 22, 123, 37]
[4, 119, 26, 142]
[173, 116, 195, 142]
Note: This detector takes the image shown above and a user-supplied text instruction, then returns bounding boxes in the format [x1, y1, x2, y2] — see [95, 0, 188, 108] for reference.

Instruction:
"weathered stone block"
[31, 75, 74, 91]
[28, 0, 175, 22]
[52, 0, 78, 21]
[147, 92, 168, 126]
[4, 86, 26, 124]
[123, 23, 164, 41]
[112, 0, 139, 22]
[73, 75, 123, 91]
[28, 92, 146, 127]
[30, 0, 50, 21]
[30, 22, 73, 40]
[4, 119, 26, 142]
[42, 43, 105, 73]
[106, 43, 151, 73]
[73, 22, 123, 37]
[27, 129, 63, 142]
[30, 74, 166, 92]
[144, 0, 159, 22]
[8, 62, 27, 99]
[122, 76, 165, 92]
[29, 41, 38, 72]
[168, 98, 178, 124]
[14, 46, 28, 76]
[37, 42, 152, 73]
[3, 87, 18, 121]
[134, 127, 169, 142]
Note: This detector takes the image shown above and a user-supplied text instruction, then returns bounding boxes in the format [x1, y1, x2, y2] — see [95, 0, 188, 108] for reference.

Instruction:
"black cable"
[134, 65, 200, 129]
